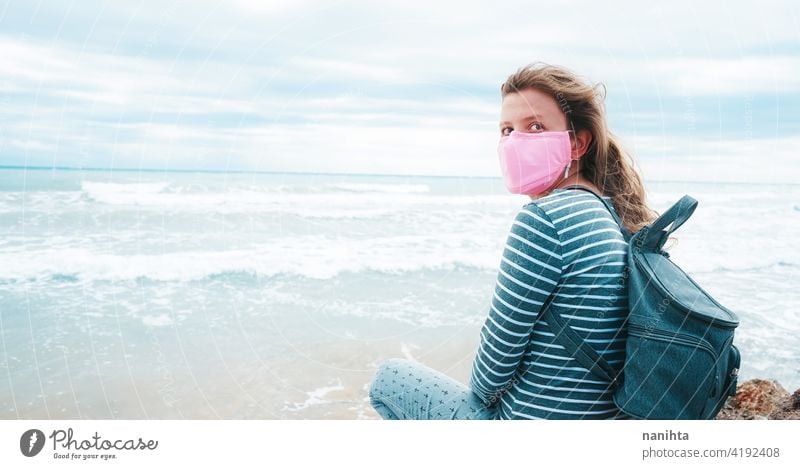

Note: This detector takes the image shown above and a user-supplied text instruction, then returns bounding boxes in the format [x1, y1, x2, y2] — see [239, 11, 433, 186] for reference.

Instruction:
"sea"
[0, 167, 798, 419]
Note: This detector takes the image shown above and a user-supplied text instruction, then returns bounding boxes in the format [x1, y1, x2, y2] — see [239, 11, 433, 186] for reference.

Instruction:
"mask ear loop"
[563, 128, 576, 179]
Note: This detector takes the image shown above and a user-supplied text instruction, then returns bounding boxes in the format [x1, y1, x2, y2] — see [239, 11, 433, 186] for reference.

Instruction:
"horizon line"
[0, 164, 795, 186]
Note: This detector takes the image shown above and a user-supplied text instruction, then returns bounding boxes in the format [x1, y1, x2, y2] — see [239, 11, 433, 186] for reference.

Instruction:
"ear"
[571, 129, 593, 159]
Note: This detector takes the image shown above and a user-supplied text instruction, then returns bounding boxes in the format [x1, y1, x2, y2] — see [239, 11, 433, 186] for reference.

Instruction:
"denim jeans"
[368, 358, 500, 420]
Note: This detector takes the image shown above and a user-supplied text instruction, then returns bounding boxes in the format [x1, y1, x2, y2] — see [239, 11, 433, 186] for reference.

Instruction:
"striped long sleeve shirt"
[469, 187, 631, 419]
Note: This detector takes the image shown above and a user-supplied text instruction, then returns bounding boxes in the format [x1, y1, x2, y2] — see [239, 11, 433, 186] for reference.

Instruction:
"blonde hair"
[500, 62, 658, 233]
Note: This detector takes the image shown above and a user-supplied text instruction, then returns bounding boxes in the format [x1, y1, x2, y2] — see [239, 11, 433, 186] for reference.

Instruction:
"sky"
[0, 0, 799, 182]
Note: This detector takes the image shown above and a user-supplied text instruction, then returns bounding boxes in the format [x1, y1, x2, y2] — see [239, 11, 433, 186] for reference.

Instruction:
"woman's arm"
[469, 202, 563, 407]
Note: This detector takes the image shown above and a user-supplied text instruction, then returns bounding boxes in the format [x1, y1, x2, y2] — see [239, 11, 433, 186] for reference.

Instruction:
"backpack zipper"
[627, 323, 719, 362]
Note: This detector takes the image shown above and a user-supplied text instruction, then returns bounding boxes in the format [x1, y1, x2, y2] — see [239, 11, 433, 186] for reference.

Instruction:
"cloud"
[648, 56, 800, 95]
[626, 134, 800, 183]
[0, 0, 798, 183]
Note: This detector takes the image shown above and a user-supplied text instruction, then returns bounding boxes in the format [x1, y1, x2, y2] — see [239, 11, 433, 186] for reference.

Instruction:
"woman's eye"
[500, 123, 543, 136]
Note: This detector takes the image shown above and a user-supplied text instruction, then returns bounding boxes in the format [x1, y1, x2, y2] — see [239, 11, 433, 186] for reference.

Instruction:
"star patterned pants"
[368, 358, 500, 420]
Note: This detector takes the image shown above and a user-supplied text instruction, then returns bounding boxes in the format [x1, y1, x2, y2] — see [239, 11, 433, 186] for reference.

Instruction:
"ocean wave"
[82, 180, 170, 196]
[2, 226, 794, 284]
[689, 260, 798, 275]
[77, 183, 514, 214]
[322, 183, 430, 193]
[282, 378, 345, 412]
[0, 190, 85, 212]
[0, 235, 502, 283]
[0, 180, 513, 218]
[6, 176, 430, 197]
[647, 190, 800, 210]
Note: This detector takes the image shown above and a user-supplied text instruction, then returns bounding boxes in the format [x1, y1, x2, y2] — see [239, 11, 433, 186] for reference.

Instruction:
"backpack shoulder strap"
[559, 184, 632, 241]
[540, 301, 621, 390]
[539, 184, 627, 388]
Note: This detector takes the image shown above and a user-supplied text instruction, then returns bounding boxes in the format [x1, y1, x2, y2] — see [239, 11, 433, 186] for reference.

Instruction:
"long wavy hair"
[500, 62, 658, 234]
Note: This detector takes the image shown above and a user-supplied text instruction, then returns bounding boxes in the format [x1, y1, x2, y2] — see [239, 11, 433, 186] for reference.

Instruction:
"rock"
[716, 379, 800, 420]
[769, 388, 800, 420]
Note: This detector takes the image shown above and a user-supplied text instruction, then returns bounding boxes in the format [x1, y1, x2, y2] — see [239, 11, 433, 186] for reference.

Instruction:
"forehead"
[499, 88, 563, 124]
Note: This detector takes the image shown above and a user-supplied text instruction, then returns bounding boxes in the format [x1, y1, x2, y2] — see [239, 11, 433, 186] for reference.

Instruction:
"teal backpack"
[540, 184, 741, 419]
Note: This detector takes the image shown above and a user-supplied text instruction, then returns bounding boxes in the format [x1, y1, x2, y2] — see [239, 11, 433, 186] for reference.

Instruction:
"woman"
[368, 62, 658, 419]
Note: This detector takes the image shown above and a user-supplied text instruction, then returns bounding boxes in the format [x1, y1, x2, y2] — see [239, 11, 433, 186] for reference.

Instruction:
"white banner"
[1, 420, 797, 468]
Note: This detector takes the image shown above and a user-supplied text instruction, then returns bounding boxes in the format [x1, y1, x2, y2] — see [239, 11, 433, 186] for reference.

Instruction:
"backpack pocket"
[704, 342, 741, 418]
[614, 323, 719, 419]
[725, 344, 741, 397]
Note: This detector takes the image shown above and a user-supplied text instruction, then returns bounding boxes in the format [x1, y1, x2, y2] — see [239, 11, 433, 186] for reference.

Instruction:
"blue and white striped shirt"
[469, 187, 630, 419]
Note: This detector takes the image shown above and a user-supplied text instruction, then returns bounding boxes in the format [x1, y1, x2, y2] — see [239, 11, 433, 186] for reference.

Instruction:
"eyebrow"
[498, 114, 543, 127]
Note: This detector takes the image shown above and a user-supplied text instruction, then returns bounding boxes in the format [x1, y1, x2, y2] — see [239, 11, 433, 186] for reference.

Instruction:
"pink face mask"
[497, 130, 573, 195]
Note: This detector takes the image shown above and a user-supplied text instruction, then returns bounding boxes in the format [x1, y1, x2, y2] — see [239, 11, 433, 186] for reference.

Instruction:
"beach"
[1, 168, 798, 419]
